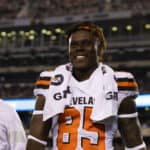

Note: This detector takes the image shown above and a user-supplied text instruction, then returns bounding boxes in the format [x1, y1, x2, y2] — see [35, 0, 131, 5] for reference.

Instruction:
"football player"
[26, 23, 146, 150]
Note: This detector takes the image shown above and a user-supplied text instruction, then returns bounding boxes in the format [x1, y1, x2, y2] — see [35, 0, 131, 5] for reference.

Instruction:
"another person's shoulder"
[0, 99, 15, 112]
[0, 99, 17, 123]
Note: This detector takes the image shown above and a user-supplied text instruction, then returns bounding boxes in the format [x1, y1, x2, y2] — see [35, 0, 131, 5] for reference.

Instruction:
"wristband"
[28, 135, 47, 146]
[33, 110, 43, 115]
[125, 142, 146, 150]
[118, 112, 138, 118]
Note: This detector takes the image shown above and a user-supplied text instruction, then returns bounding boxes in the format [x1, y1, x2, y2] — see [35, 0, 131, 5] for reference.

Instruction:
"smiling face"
[68, 30, 99, 71]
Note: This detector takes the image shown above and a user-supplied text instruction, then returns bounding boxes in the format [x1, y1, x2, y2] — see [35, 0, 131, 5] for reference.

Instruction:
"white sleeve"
[7, 109, 27, 150]
[115, 71, 139, 105]
[34, 70, 54, 97]
[0, 121, 10, 150]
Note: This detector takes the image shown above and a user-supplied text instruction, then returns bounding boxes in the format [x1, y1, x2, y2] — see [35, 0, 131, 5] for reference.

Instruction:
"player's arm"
[118, 96, 146, 150]
[26, 95, 52, 150]
[26, 70, 53, 149]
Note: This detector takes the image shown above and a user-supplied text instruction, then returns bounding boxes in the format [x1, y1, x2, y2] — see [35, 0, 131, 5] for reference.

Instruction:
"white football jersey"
[0, 99, 26, 150]
[34, 65, 139, 150]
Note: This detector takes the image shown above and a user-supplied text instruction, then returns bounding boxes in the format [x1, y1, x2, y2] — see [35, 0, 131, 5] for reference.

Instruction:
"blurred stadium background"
[0, 0, 150, 149]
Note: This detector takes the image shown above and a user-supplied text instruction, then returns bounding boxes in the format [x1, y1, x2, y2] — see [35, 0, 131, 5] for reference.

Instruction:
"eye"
[70, 40, 93, 49]
[81, 40, 93, 47]
[70, 41, 78, 48]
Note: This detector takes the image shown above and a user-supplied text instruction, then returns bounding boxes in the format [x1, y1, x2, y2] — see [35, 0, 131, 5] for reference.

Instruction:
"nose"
[76, 42, 87, 51]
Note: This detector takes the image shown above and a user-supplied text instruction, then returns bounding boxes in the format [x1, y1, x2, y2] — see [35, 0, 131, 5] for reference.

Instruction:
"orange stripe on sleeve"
[36, 80, 51, 86]
[117, 81, 138, 88]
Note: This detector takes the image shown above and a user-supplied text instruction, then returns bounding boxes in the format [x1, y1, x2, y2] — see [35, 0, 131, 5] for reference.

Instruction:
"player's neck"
[73, 64, 98, 81]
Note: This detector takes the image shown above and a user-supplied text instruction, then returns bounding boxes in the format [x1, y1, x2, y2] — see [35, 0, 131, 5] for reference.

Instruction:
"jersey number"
[57, 107, 105, 150]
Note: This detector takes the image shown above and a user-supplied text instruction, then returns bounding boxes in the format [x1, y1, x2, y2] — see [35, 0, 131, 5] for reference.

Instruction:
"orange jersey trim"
[117, 81, 138, 88]
[36, 80, 51, 86]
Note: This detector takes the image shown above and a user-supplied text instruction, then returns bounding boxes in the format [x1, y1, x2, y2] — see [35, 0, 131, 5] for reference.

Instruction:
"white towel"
[43, 63, 118, 122]
[43, 64, 72, 121]
[90, 64, 118, 122]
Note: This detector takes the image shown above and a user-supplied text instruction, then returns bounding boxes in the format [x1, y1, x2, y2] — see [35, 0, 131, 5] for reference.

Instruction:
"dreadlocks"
[66, 22, 107, 61]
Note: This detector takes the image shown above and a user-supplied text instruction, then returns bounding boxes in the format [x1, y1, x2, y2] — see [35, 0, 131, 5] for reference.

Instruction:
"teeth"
[76, 56, 85, 59]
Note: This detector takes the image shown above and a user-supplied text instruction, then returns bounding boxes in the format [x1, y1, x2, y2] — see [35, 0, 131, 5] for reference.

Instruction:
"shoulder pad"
[35, 70, 54, 89]
[115, 71, 138, 92]
[101, 64, 115, 75]
[39, 70, 54, 77]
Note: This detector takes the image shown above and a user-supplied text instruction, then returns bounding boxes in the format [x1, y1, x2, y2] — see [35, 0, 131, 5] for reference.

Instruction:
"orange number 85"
[57, 107, 105, 150]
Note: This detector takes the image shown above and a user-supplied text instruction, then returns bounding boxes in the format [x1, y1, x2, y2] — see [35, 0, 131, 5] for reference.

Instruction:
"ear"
[95, 39, 101, 55]
[68, 36, 72, 53]
[94, 40, 101, 62]
[97, 43, 103, 62]
[94, 38, 99, 51]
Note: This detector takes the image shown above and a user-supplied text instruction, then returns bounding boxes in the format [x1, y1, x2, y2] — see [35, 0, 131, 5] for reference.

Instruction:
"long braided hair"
[66, 22, 107, 61]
